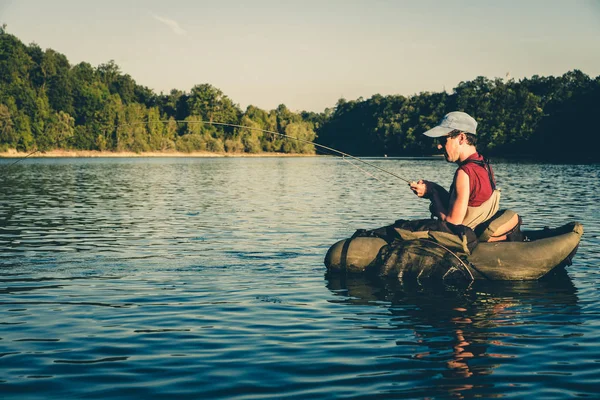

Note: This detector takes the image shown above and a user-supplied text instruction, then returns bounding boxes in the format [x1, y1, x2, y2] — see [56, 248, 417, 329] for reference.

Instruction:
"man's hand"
[410, 180, 450, 221]
[409, 180, 432, 198]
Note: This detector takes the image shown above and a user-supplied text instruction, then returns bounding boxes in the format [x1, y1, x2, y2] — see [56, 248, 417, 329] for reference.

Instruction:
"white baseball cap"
[423, 111, 477, 137]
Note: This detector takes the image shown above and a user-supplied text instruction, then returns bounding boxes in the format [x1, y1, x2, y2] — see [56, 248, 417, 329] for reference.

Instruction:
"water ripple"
[0, 157, 599, 399]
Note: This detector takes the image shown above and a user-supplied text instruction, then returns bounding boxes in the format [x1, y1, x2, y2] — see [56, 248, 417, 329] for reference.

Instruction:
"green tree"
[70, 62, 109, 126]
[38, 111, 75, 150]
[31, 89, 51, 146]
[119, 103, 149, 152]
[97, 60, 120, 91]
[44, 49, 74, 114]
[134, 84, 157, 107]
[95, 93, 124, 151]
[176, 115, 206, 152]
[282, 121, 315, 154]
[0, 103, 16, 150]
[159, 89, 188, 120]
[13, 109, 35, 151]
[236, 115, 262, 153]
[114, 74, 135, 104]
[187, 83, 241, 129]
[147, 106, 164, 150]
[162, 117, 178, 150]
[242, 105, 278, 151]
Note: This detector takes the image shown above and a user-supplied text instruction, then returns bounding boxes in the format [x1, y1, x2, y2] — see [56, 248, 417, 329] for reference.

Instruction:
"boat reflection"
[325, 269, 580, 396]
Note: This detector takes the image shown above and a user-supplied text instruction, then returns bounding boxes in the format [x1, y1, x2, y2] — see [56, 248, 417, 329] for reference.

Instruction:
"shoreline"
[1, 150, 567, 162]
[0, 149, 318, 158]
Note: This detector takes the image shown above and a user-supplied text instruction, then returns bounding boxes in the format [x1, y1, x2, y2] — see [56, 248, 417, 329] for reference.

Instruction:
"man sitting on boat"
[325, 115, 582, 277]
[409, 111, 500, 230]
[342, 111, 523, 257]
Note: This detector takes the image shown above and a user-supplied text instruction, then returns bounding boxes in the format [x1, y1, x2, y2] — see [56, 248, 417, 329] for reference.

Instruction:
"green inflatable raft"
[324, 211, 583, 282]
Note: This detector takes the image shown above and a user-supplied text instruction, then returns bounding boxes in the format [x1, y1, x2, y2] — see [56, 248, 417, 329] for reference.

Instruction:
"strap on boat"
[339, 238, 352, 273]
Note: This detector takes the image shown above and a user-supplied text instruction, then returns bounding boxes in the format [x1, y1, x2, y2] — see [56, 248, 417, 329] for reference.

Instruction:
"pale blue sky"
[2, 0, 599, 112]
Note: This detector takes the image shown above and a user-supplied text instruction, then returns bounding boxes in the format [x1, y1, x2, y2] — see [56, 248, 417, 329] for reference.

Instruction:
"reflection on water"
[326, 269, 581, 397]
[0, 157, 599, 399]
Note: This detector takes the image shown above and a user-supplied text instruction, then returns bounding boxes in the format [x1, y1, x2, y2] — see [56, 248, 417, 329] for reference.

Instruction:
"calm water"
[1, 157, 599, 399]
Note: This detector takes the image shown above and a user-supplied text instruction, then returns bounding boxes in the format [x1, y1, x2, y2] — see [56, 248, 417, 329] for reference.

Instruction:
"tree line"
[1, 25, 599, 161]
[0, 27, 315, 155]
[313, 71, 600, 161]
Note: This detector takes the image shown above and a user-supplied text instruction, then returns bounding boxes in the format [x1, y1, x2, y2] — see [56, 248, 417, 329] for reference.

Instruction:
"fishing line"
[339, 156, 387, 184]
[118, 120, 413, 184]
[2, 120, 413, 185]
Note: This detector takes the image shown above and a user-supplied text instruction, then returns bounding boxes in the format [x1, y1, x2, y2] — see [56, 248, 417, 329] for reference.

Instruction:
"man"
[409, 111, 500, 229]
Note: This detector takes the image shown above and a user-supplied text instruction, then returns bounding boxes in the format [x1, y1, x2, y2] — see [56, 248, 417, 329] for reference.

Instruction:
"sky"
[1, 0, 600, 112]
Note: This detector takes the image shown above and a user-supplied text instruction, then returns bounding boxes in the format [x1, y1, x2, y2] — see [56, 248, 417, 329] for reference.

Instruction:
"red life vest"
[450, 153, 496, 207]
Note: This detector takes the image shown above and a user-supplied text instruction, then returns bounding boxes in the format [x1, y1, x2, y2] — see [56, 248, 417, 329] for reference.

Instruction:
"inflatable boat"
[324, 211, 583, 282]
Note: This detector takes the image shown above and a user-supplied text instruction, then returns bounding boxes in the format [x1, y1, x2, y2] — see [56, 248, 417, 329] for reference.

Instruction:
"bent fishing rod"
[117, 120, 413, 184]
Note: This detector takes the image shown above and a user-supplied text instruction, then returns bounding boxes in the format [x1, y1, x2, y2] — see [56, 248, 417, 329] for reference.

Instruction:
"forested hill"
[313, 72, 600, 161]
[0, 28, 316, 155]
[1, 26, 599, 160]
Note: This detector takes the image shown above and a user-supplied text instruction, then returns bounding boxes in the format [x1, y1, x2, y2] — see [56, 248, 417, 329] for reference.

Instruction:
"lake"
[1, 157, 599, 399]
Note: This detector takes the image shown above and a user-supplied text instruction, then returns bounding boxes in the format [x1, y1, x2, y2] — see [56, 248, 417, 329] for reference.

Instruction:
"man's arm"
[444, 170, 469, 225]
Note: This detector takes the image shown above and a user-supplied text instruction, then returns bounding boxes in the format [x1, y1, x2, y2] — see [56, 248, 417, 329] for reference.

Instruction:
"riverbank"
[0, 149, 317, 158]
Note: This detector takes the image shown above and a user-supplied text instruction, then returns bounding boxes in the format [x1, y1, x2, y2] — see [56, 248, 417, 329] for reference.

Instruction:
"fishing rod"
[2, 120, 413, 185]
[117, 120, 413, 184]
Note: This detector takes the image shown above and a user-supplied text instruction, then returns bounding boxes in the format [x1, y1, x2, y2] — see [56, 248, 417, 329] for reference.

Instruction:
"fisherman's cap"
[423, 111, 477, 137]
